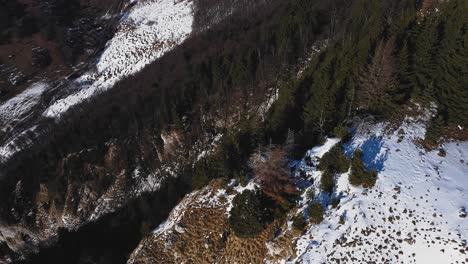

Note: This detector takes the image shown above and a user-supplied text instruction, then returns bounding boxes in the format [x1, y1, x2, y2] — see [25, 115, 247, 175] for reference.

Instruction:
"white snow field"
[291, 115, 468, 264]
[0, 83, 47, 125]
[44, 0, 194, 118]
[0, 83, 48, 163]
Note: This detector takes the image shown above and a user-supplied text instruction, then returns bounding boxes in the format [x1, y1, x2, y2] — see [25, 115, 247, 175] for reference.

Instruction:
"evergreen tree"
[320, 170, 335, 194]
[308, 201, 324, 224]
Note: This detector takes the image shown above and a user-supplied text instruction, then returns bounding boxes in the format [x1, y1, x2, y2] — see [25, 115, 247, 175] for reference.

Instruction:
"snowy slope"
[43, 0, 194, 118]
[0, 0, 195, 165]
[293, 138, 341, 208]
[0, 83, 48, 164]
[127, 112, 467, 264]
[291, 115, 468, 264]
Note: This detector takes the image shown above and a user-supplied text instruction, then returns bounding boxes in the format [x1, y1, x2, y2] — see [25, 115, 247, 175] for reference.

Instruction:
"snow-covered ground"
[292, 116, 468, 263]
[127, 111, 467, 264]
[43, 0, 194, 118]
[0, 0, 195, 164]
[293, 138, 341, 210]
[0, 83, 47, 126]
[0, 83, 48, 164]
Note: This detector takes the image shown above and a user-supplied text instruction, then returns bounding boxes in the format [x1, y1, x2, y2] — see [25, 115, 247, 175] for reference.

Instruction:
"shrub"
[339, 215, 345, 225]
[305, 188, 315, 201]
[349, 150, 377, 188]
[331, 125, 349, 139]
[437, 149, 446, 157]
[191, 165, 209, 190]
[423, 115, 444, 149]
[331, 198, 340, 208]
[318, 144, 350, 173]
[236, 175, 249, 187]
[320, 170, 335, 194]
[228, 190, 274, 238]
[308, 201, 324, 224]
[292, 212, 306, 231]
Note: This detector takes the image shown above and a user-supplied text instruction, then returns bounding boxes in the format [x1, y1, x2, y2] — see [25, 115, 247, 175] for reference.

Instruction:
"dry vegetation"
[250, 146, 297, 204]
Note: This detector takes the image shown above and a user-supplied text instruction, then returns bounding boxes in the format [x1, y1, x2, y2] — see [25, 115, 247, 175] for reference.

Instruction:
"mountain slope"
[293, 109, 467, 264]
[128, 109, 467, 264]
[0, 0, 305, 262]
[0, 0, 466, 263]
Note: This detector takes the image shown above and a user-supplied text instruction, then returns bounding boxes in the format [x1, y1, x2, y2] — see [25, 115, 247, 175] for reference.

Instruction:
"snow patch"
[0, 83, 47, 125]
[292, 115, 468, 264]
[43, 0, 194, 118]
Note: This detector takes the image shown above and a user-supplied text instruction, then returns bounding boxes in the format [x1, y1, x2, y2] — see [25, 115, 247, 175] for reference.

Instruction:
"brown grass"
[129, 180, 302, 264]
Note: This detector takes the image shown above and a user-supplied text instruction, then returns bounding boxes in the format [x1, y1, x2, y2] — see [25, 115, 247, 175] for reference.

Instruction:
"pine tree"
[432, 1, 468, 127]
[320, 170, 335, 194]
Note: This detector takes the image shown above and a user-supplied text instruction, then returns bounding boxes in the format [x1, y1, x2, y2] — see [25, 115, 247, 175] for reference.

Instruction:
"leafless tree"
[356, 38, 396, 109]
[250, 146, 297, 203]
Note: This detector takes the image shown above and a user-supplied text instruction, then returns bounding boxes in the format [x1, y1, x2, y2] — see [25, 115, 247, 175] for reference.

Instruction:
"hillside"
[0, 0, 467, 263]
[127, 108, 467, 263]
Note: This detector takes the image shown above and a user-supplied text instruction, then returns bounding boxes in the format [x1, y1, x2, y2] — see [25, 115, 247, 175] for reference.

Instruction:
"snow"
[152, 190, 199, 236]
[305, 138, 341, 161]
[259, 88, 279, 121]
[195, 133, 223, 162]
[293, 138, 341, 210]
[0, 84, 49, 164]
[0, 83, 47, 126]
[291, 115, 468, 264]
[148, 179, 258, 243]
[0, 125, 39, 164]
[225, 180, 259, 215]
[43, 0, 194, 118]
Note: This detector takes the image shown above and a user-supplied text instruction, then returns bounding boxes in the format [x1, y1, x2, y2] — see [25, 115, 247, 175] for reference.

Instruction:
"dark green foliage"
[191, 160, 211, 190]
[292, 212, 306, 231]
[431, 2, 468, 127]
[305, 188, 315, 201]
[331, 125, 349, 139]
[266, 0, 467, 147]
[191, 118, 263, 189]
[228, 190, 274, 238]
[318, 144, 350, 174]
[331, 198, 340, 208]
[4, 1, 468, 248]
[265, 0, 395, 149]
[320, 170, 335, 194]
[308, 201, 324, 224]
[424, 115, 445, 147]
[398, 0, 468, 130]
[349, 150, 377, 188]
[438, 148, 447, 158]
[4, 0, 332, 215]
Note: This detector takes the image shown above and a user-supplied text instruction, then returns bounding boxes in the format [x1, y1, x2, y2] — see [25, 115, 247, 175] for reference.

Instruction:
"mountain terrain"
[0, 0, 467, 263]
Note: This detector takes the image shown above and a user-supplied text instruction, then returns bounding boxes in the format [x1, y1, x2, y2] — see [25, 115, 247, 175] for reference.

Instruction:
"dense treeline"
[1, 0, 466, 238]
[223, 0, 467, 239]
[268, 0, 467, 150]
[0, 0, 336, 222]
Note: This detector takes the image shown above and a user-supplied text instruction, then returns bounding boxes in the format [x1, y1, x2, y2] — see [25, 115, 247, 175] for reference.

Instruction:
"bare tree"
[250, 146, 297, 203]
[356, 38, 396, 109]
